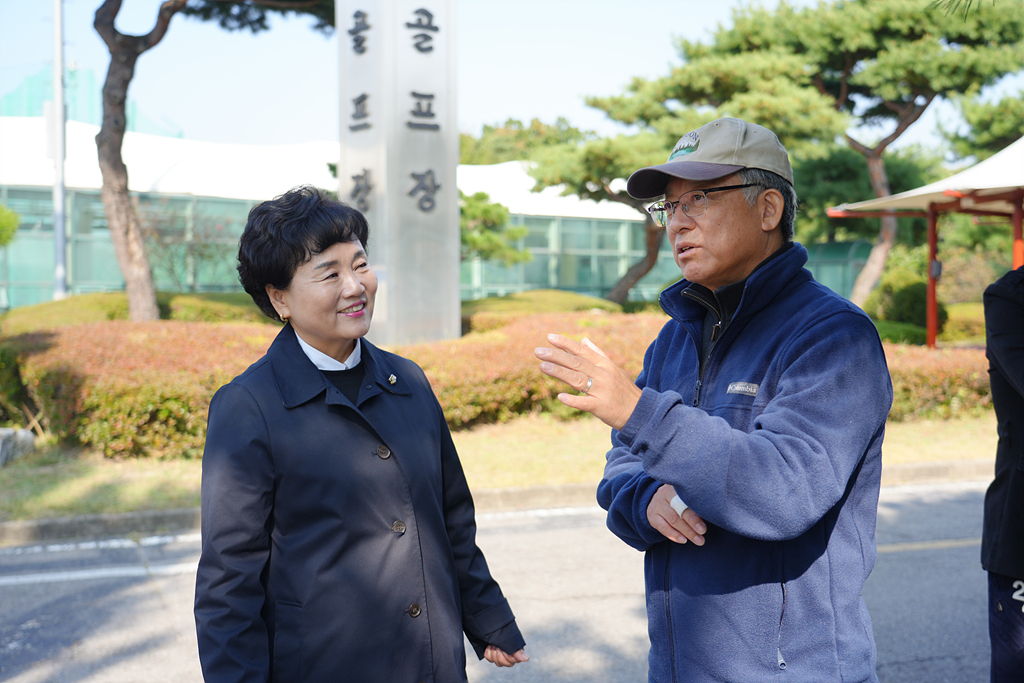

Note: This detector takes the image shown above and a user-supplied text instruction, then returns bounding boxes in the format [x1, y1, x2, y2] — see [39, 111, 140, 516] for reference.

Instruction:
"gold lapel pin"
[388, 374, 397, 385]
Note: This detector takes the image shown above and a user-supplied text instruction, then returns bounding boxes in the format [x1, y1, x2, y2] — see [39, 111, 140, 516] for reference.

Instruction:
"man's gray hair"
[737, 168, 797, 242]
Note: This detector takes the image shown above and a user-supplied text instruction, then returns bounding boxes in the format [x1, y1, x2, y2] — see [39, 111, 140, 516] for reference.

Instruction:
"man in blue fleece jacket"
[536, 118, 893, 683]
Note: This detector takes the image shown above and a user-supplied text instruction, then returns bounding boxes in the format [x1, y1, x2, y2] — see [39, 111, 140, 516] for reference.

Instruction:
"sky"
[0, 0, 1009, 149]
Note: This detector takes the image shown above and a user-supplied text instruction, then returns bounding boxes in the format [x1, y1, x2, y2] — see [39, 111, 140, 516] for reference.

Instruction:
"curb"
[0, 465, 992, 547]
[879, 458, 991, 487]
[473, 482, 598, 512]
[0, 483, 598, 547]
[0, 507, 202, 547]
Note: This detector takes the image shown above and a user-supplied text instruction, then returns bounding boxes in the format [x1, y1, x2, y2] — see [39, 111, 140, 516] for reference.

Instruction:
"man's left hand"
[535, 333, 642, 431]
[647, 484, 706, 545]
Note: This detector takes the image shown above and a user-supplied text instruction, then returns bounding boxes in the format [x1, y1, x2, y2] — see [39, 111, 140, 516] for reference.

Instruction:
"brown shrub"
[2, 322, 276, 457]
[883, 342, 990, 421]
[0, 314, 993, 458]
[403, 311, 668, 428]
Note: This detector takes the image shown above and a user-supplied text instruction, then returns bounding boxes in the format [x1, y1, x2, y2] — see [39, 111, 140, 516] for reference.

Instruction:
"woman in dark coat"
[194, 186, 527, 682]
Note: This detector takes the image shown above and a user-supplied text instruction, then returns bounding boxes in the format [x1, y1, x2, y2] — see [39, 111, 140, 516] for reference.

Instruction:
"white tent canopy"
[832, 135, 1024, 217]
[827, 135, 1024, 348]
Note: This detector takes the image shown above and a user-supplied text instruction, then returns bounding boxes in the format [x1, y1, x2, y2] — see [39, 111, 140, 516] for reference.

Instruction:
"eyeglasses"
[646, 183, 761, 227]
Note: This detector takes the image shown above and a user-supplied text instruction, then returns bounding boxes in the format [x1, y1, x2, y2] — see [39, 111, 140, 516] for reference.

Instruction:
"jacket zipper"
[777, 582, 787, 670]
[664, 551, 678, 682]
[682, 288, 724, 408]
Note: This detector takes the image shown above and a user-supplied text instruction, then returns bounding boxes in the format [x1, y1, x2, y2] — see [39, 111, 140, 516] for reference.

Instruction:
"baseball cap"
[626, 118, 793, 200]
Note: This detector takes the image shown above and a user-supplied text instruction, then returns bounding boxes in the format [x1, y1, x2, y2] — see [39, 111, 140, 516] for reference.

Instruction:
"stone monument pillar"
[336, 0, 460, 346]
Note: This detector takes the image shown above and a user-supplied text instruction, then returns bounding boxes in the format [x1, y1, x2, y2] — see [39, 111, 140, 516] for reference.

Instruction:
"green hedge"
[939, 302, 986, 343]
[0, 315, 992, 458]
[862, 245, 950, 333]
[873, 320, 927, 345]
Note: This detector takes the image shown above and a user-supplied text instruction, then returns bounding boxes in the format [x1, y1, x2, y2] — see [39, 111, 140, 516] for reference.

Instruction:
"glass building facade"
[0, 185, 253, 309]
[1, 184, 682, 309]
[1, 184, 869, 311]
[460, 214, 681, 301]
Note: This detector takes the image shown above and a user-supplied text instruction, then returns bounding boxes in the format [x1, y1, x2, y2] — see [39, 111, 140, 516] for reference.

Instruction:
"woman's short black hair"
[237, 185, 370, 321]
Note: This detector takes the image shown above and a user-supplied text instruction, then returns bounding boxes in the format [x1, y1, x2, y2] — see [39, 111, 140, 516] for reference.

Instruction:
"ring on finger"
[584, 376, 593, 394]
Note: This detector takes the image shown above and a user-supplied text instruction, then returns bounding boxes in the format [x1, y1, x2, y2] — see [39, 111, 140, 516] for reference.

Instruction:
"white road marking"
[876, 537, 980, 553]
[478, 506, 604, 521]
[0, 535, 981, 587]
[0, 532, 201, 556]
[0, 561, 197, 586]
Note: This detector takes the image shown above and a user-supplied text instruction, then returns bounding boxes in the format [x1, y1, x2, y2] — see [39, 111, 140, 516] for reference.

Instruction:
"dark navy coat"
[982, 265, 1024, 578]
[194, 325, 523, 683]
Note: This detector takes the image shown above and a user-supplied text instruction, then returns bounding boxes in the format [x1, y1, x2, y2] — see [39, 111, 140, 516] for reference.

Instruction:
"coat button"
[407, 603, 422, 618]
[392, 520, 406, 534]
[376, 445, 391, 459]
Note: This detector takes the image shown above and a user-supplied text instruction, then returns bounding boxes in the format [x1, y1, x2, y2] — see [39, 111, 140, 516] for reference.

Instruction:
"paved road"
[868, 481, 989, 683]
[0, 481, 991, 683]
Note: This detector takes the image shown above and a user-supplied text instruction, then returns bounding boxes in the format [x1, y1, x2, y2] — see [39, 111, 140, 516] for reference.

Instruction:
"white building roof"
[0, 116, 337, 201]
[0, 116, 641, 221]
[457, 161, 641, 220]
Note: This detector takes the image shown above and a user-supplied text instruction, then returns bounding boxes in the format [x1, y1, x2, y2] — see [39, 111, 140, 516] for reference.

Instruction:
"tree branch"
[846, 93, 935, 156]
[813, 72, 827, 96]
[209, 0, 322, 9]
[95, 0, 187, 55]
[875, 94, 935, 152]
[836, 54, 852, 109]
[816, 54, 854, 111]
[93, 0, 125, 50]
[844, 133, 872, 156]
[882, 99, 908, 116]
[141, 0, 189, 51]
[600, 184, 647, 214]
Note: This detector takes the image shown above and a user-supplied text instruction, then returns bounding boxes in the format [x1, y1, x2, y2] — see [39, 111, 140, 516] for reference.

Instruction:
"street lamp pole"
[52, 0, 68, 300]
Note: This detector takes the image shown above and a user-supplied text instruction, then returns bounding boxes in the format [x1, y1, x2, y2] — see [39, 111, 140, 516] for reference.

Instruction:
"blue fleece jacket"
[598, 243, 892, 683]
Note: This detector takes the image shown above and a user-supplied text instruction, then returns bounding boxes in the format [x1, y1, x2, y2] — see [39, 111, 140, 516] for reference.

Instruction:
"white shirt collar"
[294, 332, 362, 371]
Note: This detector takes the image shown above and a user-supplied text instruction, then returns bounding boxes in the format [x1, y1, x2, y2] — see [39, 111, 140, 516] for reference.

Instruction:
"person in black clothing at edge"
[982, 264, 1024, 683]
[194, 186, 528, 682]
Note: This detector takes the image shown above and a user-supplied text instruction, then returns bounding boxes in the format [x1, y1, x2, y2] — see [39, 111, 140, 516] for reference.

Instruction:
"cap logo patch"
[668, 131, 700, 161]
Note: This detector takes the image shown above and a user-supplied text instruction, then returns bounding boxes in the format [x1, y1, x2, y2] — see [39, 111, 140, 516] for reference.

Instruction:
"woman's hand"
[484, 645, 529, 667]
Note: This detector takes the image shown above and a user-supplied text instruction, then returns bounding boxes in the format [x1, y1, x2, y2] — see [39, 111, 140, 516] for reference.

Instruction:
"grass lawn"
[455, 414, 612, 489]
[882, 412, 996, 464]
[0, 448, 203, 523]
[0, 412, 998, 524]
